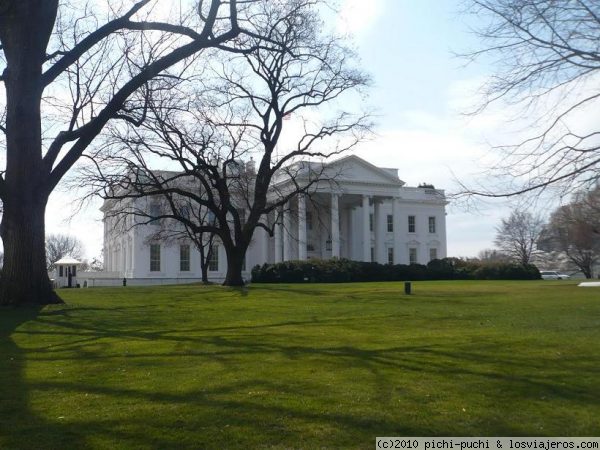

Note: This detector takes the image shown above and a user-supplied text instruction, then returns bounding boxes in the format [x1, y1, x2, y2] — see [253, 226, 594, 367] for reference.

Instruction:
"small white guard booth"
[54, 257, 82, 288]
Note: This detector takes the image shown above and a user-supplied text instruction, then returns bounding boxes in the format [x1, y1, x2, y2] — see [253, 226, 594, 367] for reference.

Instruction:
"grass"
[1, 280, 599, 449]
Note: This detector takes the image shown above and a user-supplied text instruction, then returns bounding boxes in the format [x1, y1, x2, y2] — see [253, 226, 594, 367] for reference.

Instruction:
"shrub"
[473, 262, 540, 280]
[427, 258, 457, 279]
[251, 258, 541, 283]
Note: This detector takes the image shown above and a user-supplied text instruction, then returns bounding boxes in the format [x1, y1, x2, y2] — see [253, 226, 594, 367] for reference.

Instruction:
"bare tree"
[539, 188, 600, 278]
[0, 0, 263, 306]
[462, 0, 600, 198]
[494, 209, 544, 265]
[84, 0, 371, 286]
[581, 185, 600, 235]
[46, 233, 84, 271]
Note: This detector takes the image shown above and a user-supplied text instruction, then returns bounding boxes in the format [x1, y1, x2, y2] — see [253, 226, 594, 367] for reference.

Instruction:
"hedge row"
[251, 258, 540, 283]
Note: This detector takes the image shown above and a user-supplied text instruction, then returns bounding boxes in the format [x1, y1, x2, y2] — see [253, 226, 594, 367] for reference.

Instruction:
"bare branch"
[460, 0, 600, 197]
[83, 0, 371, 286]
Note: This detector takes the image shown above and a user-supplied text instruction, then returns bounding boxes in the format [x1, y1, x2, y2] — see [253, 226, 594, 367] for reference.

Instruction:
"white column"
[331, 193, 340, 258]
[393, 198, 400, 265]
[128, 242, 132, 274]
[130, 230, 136, 277]
[362, 195, 371, 261]
[283, 204, 292, 261]
[298, 195, 307, 260]
[374, 200, 385, 263]
[122, 239, 127, 275]
[274, 211, 283, 263]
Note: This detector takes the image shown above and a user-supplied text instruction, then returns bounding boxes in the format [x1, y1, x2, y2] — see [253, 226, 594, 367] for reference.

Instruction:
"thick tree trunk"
[0, 1, 61, 305]
[0, 198, 60, 305]
[222, 245, 247, 286]
[568, 253, 593, 279]
[201, 267, 210, 284]
[582, 265, 592, 279]
[199, 245, 210, 284]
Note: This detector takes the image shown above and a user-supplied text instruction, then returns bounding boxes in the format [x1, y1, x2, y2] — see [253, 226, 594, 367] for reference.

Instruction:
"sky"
[45, 0, 521, 261]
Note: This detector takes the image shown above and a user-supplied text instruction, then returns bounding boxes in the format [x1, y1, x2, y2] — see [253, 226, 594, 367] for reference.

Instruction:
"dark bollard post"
[404, 281, 412, 295]
[123, 277, 127, 287]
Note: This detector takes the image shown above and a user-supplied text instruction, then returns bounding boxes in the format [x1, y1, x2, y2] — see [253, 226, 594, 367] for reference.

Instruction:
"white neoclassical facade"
[95, 155, 447, 285]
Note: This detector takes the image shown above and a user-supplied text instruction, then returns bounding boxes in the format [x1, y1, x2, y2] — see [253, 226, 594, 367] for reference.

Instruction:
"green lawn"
[1, 281, 599, 449]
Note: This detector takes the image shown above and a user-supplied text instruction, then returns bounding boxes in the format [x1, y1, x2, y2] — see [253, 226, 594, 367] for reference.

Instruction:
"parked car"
[540, 271, 570, 280]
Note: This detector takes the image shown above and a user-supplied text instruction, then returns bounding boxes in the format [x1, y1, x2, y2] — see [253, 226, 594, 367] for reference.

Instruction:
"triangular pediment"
[323, 155, 405, 186]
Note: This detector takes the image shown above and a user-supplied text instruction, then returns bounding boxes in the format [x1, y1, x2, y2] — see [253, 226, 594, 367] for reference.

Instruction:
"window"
[429, 248, 438, 261]
[387, 214, 394, 232]
[307, 243, 315, 252]
[150, 244, 161, 272]
[409, 247, 418, 264]
[408, 215, 416, 233]
[306, 211, 313, 231]
[208, 245, 219, 271]
[59, 266, 63, 277]
[72, 265, 77, 277]
[387, 247, 394, 264]
[180, 244, 190, 272]
[326, 238, 332, 251]
[369, 213, 374, 232]
[429, 216, 436, 233]
[370, 247, 375, 262]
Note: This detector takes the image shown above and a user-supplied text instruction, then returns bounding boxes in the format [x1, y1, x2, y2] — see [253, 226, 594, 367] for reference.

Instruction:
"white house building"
[93, 155, 448, 285]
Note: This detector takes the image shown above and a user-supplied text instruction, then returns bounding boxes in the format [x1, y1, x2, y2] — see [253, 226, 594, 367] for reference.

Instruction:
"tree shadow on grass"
[16, 334, 600, 442]
[0, 306, 89, 450]
[3, 304, 600, 447]
[17, 311, 600, 405]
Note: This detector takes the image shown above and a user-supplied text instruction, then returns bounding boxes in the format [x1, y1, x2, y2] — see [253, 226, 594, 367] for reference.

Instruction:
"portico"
[268, 155, 446, 265]
[273, 192, 403, 263]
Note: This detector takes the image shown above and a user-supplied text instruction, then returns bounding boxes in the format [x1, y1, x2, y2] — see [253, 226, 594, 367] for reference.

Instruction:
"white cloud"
[337, 0, 385, 36]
